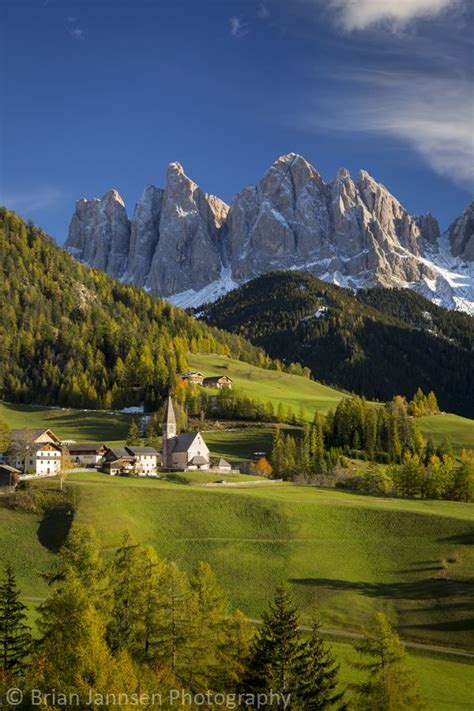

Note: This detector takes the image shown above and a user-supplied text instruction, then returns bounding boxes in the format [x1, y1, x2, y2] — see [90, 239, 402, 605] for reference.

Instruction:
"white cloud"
[328, 0, 460, 30]
[0, 187, 64, 213]
[229, 16, 248, 37]
[309, 69, 474, 187]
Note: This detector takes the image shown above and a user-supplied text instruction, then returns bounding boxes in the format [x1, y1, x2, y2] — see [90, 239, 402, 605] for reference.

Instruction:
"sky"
[1, 0, 473, 242]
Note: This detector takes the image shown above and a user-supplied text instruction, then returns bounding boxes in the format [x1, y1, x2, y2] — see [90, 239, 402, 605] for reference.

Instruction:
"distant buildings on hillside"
[0, 396, 233, 483]
[180, 372, 233, 390]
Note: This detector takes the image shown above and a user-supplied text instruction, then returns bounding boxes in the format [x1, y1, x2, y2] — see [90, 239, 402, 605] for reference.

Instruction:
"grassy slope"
[2, 475, 473, 710]
[190, 355, 474, 451]
[419, 413, 474, 453]
[0, 401, 133, 445]
[188, 354, 344, 418]
[64, 474, 474, 652]
[333, 641, 473, 711]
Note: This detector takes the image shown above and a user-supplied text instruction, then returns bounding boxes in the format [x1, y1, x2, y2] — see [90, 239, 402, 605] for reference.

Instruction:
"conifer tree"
[352, 613, 429, 710]
[126, 419, 141, 446]
[241, 585, 302, 703]
[35, 571, 112, 698]
[294, 617, 345, 709]
[0, 565, 32, 675]
[107, 534, 148, 654]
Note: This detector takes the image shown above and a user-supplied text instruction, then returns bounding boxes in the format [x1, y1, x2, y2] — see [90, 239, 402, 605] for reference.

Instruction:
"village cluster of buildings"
[0, 397, 233, 487]
[180, 372, 233, 389]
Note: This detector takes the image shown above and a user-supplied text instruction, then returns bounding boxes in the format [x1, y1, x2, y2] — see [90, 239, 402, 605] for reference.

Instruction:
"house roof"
[0, 464, 21, 474]
[203, 376, 232, 383]
[171, 431, 201, 453]
[125, 446, 159, 456]
[189, 455, 209, 465]
[67, 443, 105, 452]
[103, 459, 134, 468]
[10, 428, 61, 444]
[218, 458, 231, 467]
[105, 447, 134, 460]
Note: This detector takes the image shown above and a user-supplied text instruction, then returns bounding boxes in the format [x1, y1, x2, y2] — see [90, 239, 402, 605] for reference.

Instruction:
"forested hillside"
[0, 209, 269, 410]
[197, 271, 474, 417]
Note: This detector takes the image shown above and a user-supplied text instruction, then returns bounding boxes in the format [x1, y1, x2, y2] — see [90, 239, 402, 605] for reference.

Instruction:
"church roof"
[171, 431, 200, 453]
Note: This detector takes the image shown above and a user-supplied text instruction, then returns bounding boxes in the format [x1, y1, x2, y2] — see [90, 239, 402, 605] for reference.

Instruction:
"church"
[161, 396, 211, 471]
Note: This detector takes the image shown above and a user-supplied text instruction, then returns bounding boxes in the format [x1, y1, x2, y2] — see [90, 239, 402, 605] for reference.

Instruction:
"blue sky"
[1, 0, 473, 242]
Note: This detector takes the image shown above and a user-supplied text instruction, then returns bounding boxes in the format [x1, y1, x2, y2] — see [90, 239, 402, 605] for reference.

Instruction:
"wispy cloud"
[0, 187, 64, 213]
[307, 68, 474, 187]
[257, 3, 270, 19]
[229, 16, 248, 38]
[65, 16, 85, 41]
[327, 0, 461, 31]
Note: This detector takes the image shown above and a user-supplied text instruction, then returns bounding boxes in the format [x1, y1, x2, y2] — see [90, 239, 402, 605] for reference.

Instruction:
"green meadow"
[2, 473, 472, 709]
[188, 353, 344, 417]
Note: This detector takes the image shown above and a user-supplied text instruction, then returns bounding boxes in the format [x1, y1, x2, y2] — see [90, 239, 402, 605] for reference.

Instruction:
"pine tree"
[0, 565, 32, 675]
[241, 585, 302, 703]
[126, 419, 141, 446]
[294, 617, 345, 709]
[352, 613, 429, 710]
[106, 534, 148, 654]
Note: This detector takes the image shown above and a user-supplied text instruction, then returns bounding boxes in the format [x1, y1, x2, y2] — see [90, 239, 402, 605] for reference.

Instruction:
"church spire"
[164, 395, 176, 428]
[162, 395, 177, 469]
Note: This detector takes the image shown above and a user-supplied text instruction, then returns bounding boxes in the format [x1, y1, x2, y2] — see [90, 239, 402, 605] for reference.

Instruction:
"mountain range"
[196, 271, 474, 418]
[66, 153, 474, 314]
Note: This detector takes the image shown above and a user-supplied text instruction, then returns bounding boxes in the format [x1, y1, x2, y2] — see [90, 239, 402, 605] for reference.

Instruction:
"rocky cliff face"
[65, 154, 474, 313]
[446, 202, 474, 261]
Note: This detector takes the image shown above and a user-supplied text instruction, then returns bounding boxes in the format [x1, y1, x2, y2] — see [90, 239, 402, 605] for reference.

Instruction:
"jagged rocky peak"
[66, 189, 130, 276]
[126, 185, 164, 286]
[446, 201, 474, 261]
[415, 212, 440, 247]
[145, 162, 227, 297]
[65, 154, 474, 313]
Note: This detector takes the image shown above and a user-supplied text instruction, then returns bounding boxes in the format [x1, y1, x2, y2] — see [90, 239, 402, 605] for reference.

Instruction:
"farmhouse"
[180, 371, 204, 386]
[67, 443, 107, 467]
[101, 446, 160, 476]
[101, 448, 135, 476]
[4, 429, 62, 476]
[125, 446, 160, 475]
[162, 396, 210, 470]
[202, 375, 233, 390]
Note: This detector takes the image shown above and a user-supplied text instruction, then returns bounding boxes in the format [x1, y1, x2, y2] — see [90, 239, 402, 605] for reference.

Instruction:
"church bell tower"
[162, 395, 177, 467]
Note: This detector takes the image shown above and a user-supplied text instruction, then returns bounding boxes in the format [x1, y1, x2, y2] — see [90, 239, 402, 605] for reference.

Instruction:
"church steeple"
[162, 395, 177, 468]
[163, 395, 177, 439]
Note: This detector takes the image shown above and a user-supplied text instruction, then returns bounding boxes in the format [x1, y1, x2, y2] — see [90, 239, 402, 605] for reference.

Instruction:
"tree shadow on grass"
[37, 503, 74, 553]
[290, 577, 474, 602]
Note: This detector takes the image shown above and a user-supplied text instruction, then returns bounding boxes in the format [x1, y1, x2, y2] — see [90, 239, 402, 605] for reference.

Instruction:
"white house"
[125, 446, 160, 475]
[100, 446, 160, 476]
[162, 396, 210, 471]
[6, 429, 62, 476]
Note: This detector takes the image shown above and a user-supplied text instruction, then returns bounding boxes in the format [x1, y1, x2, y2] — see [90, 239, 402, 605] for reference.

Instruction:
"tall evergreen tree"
[241, 585, 302, 706]
[293, 617, 345, 709]
[0, 565, 32, 675]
